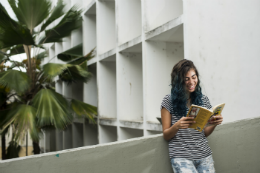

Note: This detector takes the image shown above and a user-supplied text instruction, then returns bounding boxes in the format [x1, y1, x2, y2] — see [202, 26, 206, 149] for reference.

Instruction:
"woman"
[160, 59, 223, 173]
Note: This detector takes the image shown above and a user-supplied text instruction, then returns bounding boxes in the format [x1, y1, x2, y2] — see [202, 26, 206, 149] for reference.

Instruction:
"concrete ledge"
[0, 134, 172, 173]
[118, 35, 142, 53]
[1, 117, 260, 173]
[145, 15, 183, 41]
[99, 118, 117, 126]
[208, 117, 260, 173]
[99, 48, 116, 61]
[82, 0, 96, 15]
[146, 121, 162, 131]
[119, 120, 143, 129]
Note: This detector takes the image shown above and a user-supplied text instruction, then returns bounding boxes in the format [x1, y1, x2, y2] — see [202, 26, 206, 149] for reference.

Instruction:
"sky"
[1, 0, 27, 66]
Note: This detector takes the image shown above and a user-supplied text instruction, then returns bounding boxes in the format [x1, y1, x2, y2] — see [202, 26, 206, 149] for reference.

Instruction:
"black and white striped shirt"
[160, 94, 212, 160]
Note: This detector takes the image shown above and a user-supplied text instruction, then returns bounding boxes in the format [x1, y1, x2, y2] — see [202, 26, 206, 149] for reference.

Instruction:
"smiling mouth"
[188, 85, 195, 90]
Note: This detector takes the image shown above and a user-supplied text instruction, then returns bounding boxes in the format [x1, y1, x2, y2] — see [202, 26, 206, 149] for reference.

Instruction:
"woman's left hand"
[208, 114, 223, 126]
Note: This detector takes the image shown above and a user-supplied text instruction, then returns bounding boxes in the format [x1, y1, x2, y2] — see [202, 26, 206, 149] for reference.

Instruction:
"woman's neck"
[186, 99, 191, 108]
[186, 92, 191, 100]
[186, 92, 191, 107]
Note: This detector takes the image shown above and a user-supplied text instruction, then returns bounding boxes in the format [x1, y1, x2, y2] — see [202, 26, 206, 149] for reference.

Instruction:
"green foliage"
[42, 63, 68, 78]
[68, 48, 95, 70]
[32, 89, 72, 129]
[2, 104, 39, 141]
[0, 70, 30, 94]
[0, 51, 8, 64]
[57, 44, 95, 70]
[8, 0, 52, 32]
[9, 45, 25, 55]
[0, 0, 97, 155]
[43, 63, 92, 83]
[35, 51, 48, 60]
[71, 99, 97, 123]
[40, 0, 66, 32]
[0, 107, 12, 132]
[57, 43, 83, 61]
[0, 3, 35, 49]
[38, 6, 82, 44]
[59, 65, 92, 83]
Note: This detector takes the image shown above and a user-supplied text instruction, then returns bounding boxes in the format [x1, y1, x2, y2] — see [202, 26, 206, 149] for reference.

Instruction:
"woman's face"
[184, 69, 198, 94]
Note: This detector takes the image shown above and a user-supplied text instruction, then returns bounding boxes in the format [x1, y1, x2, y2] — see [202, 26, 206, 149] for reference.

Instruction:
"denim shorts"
[170, 155, 215, 173]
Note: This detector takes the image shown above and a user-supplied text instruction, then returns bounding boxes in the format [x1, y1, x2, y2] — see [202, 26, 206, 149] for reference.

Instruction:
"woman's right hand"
[161, 108, 196, 141]
[174, 117, 196, 129]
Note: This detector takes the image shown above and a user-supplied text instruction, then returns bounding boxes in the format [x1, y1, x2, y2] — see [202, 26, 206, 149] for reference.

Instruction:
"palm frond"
[32, 89, 72, 129]
[0, 50, 7, 56]
[42, 63, 68, 78]
[8, 0, 51, 32]
[0, 51, 8, 64]
[35, 51, 48, 60]
[10, 104, 39, 141]
[43, 63, 92, 83]
[59, 65, 92, 83]
[38, 6, 82, 44]
[0, 2, 17, 26]
[0, 3, 35, 49]
[9, 44, 25, 55]
[57, 43, 82, 61]
[40, 0, 66, 32]
[68, 48, 95, 70]
[0, 103, 17, 134]
[0, 70, 30, 94]
[58, 45, 95, 70]
[0, 108, 11, 129]
[71, 99, 97, 123]
[8, 60, 26, 70]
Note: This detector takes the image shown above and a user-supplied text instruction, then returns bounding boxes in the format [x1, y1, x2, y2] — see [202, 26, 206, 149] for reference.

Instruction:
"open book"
[186, 103, 225, 132]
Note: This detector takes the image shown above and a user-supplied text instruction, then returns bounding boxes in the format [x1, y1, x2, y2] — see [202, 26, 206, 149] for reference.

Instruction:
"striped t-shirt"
[160, 94, 212, 160]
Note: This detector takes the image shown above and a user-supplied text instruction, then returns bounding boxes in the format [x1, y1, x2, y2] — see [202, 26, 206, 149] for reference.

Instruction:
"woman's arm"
[161, 107, 195, 141]
[204, 114, 223, 137]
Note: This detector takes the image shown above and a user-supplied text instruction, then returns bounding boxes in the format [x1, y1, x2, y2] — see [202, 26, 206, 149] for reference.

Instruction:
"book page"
[205, 103, 225, 127]
[212, 103, 225, 116]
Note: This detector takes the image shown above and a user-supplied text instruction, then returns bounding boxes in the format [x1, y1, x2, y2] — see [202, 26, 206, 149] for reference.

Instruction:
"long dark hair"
[170, 59, 203, 118]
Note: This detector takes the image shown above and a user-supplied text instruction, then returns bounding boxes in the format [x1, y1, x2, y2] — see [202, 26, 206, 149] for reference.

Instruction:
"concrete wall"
[98, 61, 117, 119]
[208, 117, 260, 173]
[184, 0, 260, 123]
[37, 0, 260, 165]
[97, 0, 116, 54]
[1, 117, 260, 173]
[117, 0, 142, 45]
[143, 0, 183, 32]
[145, 42, 184, 122]
[117, 52, 143, 121]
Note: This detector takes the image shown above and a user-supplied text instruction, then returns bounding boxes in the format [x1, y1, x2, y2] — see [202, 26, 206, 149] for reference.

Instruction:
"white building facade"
[42, 0, 260, 152]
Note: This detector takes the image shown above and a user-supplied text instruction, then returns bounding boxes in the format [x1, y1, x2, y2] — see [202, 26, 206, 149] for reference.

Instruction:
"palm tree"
[0, 0, 97, 159]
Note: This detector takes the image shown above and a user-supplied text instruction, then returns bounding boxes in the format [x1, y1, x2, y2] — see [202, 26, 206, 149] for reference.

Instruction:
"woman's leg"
[171, 158, 198, 173]
[195, 155, 215, 173]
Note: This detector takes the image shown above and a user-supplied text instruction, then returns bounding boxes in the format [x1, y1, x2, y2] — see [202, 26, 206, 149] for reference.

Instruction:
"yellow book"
[186, 103, 225, 132]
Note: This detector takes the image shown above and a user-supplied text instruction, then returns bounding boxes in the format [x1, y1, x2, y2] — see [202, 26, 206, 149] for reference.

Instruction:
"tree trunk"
[23, 45, 32, 79]
[1, 134, 6, 160]
[32, 141, 40, 154]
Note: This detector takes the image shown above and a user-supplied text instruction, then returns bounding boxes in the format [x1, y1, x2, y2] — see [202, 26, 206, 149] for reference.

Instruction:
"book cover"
[186, 103, 225, 132]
